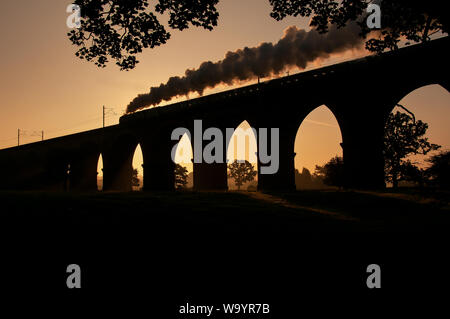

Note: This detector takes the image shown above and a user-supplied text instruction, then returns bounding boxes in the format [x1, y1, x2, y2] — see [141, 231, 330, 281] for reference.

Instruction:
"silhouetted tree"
[399, 160, 427, 188]
[228, 160, 257, 191]
[174, 164, 188, 189]
[295, 167, 325, 189]
[383, 111, 440, 188]
[68, 0, 219, 70]
[132, 168, 140, 187]
[426, 151, 450, 189]
[300, 167, 312, 182]
[314, 156, 344, 189]
[269, 0, 448, 53]
[186, 171, 194, 189]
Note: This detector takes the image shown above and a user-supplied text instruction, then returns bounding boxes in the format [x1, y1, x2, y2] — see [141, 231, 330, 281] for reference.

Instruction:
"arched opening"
[173, 133, 193, 190]
[226, 120, 258, 191]
[103, 134, 140, 191]
[97, 153, 103, 191]
[386, 84, 449, 188]
[65, 144, 100, 192]
[65, 163, 71, 191]
[45, 149, 71, 191]
[294, 105, 343, 190]
[131, 144, 144, 191]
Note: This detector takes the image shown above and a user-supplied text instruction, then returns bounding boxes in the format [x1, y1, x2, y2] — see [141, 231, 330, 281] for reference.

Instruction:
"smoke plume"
[126, 22, 364, 113]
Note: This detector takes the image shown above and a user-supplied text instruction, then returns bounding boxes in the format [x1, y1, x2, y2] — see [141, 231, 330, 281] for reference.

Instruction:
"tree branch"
[396, 104, 416, 123]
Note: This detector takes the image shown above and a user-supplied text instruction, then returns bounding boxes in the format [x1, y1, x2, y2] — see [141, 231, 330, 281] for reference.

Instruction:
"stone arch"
[385, 84, 449, 187]
[96, 153, 104, 190]
[43, 147, 71, 191]
[103, 133, 140, 191]
[226, 120, 259, 191]
[69, 141, 101, 192]
[383, 81, 450, 119]
[293, 104, 343, 189]
[173, 132, 193, 189]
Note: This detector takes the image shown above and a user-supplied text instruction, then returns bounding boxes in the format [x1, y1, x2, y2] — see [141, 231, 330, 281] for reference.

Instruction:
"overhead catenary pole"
[102, 106, 117, 127]
[18, 129, 20, 146]
[42, 130, 44, 141]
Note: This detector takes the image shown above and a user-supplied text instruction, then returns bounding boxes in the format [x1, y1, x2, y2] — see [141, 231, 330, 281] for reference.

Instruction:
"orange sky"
[1, 1, 448, 177]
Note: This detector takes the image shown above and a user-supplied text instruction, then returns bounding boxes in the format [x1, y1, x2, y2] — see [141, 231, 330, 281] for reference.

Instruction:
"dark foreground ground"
[1, 189, 449, 314]
[1, 188, 449, 233]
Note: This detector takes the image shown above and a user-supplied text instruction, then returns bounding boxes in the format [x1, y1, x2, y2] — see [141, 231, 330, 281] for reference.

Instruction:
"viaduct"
[0, 37, 448, 192]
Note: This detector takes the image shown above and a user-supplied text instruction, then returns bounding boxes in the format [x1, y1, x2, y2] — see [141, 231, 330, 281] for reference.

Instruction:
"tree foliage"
[314, 156, 344, 188]
[131, 168, 140, 187]
[174, 163, 188, 189]
[68, 0, 219, 70]
[383, 111, 440, 188]
[269, 0, 448, 53]
[398, 160, 427, 187]
[68, 1, 448, 70]
[426, 151, 450, 189]
[228, 160, 257, 191]
[295, 167, 325, 190]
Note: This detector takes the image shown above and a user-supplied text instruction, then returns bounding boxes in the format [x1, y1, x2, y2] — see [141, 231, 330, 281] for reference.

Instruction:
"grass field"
[1, 188, 448, 235]
[1, 189, 449, 295]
